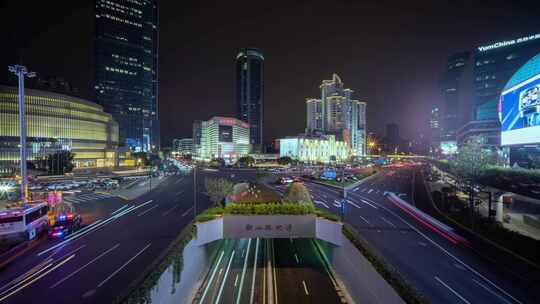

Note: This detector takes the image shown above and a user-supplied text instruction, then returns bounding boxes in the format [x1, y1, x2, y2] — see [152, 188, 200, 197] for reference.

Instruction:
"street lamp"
[8, 65, 36, 208]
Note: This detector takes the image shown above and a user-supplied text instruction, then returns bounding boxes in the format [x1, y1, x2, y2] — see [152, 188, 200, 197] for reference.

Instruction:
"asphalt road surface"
[0, 170, 231, 304]
[195, 237, 342, 304]
[269, 166, 537, 304]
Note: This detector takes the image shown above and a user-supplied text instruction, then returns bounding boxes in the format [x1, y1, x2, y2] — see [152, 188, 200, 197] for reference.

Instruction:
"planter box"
[195, 215, 342, 246]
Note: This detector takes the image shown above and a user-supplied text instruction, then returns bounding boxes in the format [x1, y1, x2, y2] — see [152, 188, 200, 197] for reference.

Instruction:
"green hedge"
[226, 202, 315, 215]
[194, 203, 341, 222]
[343, 224, 428, 304]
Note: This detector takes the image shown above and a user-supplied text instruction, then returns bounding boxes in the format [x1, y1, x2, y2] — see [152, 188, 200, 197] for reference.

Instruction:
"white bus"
[0, 203, 49, 241]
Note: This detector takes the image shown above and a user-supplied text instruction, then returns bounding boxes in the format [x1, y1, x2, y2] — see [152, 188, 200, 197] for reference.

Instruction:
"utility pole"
[193, 164, 197, 216]
[8, 65, 36, 208]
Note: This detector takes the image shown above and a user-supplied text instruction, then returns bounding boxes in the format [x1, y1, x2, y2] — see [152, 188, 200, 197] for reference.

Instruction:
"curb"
[420, 169, 540, 272]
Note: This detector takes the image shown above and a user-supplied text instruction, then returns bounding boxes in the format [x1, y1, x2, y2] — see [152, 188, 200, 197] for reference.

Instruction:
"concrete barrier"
[195, 215, 343, 246]
[317, 237, 405, 304]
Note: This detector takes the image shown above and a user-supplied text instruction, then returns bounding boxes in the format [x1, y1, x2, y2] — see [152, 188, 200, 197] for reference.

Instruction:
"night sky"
[1, 0, 539, 147]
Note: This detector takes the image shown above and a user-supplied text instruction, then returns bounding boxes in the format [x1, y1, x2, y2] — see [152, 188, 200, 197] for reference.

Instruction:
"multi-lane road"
[195, 237, 342, 304]
[269, 166, 537, 304]
[1, 166, 538, 304]
[0, 172, 215, 304]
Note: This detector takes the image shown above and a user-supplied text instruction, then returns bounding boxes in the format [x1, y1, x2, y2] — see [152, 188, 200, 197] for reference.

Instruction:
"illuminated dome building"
[0, 85, 119, 176]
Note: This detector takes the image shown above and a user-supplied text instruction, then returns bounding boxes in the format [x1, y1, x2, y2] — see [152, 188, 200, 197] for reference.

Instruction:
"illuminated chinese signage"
[477, 33, 540, 52]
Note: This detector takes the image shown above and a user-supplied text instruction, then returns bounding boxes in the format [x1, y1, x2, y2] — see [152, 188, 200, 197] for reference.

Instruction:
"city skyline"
[1, 1, 539, 147]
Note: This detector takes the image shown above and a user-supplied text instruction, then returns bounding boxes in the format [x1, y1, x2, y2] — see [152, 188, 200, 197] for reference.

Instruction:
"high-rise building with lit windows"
[454, 33, 540, 147]
[236, 48, 264, 152]
[95, 0, 159, 152]
[196, 117, 251, 162]
[0, 85, 119, 176]
[306, 74, 367, 156]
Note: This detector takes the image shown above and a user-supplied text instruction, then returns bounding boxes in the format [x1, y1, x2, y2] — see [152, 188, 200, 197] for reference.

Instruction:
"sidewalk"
[428, 164, 540, 240]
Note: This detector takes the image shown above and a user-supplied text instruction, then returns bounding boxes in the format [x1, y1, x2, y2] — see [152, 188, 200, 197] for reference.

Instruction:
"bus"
[0, 203, 49, 241]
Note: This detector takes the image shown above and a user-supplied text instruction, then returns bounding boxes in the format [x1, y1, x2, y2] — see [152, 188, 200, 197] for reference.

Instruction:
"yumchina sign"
[478, 33, 540, 52]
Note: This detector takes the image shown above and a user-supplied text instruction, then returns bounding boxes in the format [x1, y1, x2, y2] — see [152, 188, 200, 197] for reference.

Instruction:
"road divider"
[384, 192, 469, 246]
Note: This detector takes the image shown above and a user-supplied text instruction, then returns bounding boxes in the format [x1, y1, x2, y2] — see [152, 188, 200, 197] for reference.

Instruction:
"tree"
[277, 156, 292, 166]
[133, 152, 150, 166]
[46, 151, 75, 175]
[205, 178, 234, 206]
[283, 182, 313, 206]
[237, 156, 255, 167]
[452, 136, 498, 228]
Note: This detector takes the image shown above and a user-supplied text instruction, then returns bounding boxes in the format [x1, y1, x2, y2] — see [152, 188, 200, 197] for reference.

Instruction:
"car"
[48, 213, 82, 239]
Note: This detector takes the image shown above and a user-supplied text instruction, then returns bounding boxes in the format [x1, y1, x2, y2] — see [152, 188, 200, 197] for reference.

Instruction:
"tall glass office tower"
[236, 48, 264, 152]
[95, 0, 159, 152]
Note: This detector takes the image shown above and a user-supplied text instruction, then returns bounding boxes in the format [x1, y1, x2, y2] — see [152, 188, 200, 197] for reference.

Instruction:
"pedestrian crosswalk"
[63, 192, 117, 204]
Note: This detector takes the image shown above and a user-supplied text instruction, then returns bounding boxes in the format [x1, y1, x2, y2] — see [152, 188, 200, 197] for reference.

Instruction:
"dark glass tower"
[236, 48, 264, 152]
[95, 0, 159, 152]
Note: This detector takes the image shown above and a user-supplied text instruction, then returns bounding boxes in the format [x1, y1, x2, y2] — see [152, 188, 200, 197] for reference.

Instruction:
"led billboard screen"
[219, 125, 233, 142]
[500, 75, 540, 145]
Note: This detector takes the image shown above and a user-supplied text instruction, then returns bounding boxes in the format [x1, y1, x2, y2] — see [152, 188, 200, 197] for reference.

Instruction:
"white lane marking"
[162, 205, 180, 216]
[97, 243, 151, 288]
[367, 189, 373, 194]
[0, 257, 53, 292]
[472, 279, 512, 304]
[215, 250, 236, 303]
[137, 205, 159, 217]
[346, 200, 361, 209]
[0, 255, 75, 302]
[249, 238, 260, 304]
[434, 276, 471, 304]
[358, 215, 370, 224]
[374, 198, 523, 304]
[111, 205, 129, 216]
[294, 253, 299, 264]
[333, 200, 341, 208]
[353, 187, 359, 192]
[361, 188, 367, 192]
[236, 239, 252, 304]
[272, 240, 278, 304]
[359, 199, 378, 209]
[51, 243, 120, 288]
[38, 220, 105, 256]
[314, 200, 330, 209]
[302, 280, 309, 295]
[0, 263, 53, 298]
[201, 250, 226, 304]
[234, 273, 239, 287]
[381, 216, 397, 228]
[181, 206, 194, 217]
[174, 178, 184, 184]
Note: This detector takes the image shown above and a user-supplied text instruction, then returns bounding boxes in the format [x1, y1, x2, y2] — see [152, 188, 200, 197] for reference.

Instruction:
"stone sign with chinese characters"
[195, 215, 343, 246]
[223, 215, 317, 239]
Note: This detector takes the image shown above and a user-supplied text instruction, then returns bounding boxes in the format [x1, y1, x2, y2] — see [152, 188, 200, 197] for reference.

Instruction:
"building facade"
[305, 74, 366, 156]
[440, 51, 471, 142]
[0, 86, 119, 176]
[197, 117, 251, 162]
[279, 134, 349, 163]
[95, 0, 159, 152]
[457, 32, 540, 147]
[172, 138, 193, 155]
[236, 48, 264, 152]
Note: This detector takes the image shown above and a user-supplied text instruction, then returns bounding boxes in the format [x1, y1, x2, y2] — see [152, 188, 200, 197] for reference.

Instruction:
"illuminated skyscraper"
[236, 48, 264, 152]
[95, 0, 159, 152]
[306, 74, 366, 156]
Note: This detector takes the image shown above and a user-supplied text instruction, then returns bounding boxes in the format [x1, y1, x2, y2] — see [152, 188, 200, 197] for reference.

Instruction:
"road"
[0, 170, 224, 304]
[270, 167, 537, 304]
[195, 237, 342, 304]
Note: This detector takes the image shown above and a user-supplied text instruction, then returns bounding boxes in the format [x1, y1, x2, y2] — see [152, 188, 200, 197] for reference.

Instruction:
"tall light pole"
[8, 65, 36, 208]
